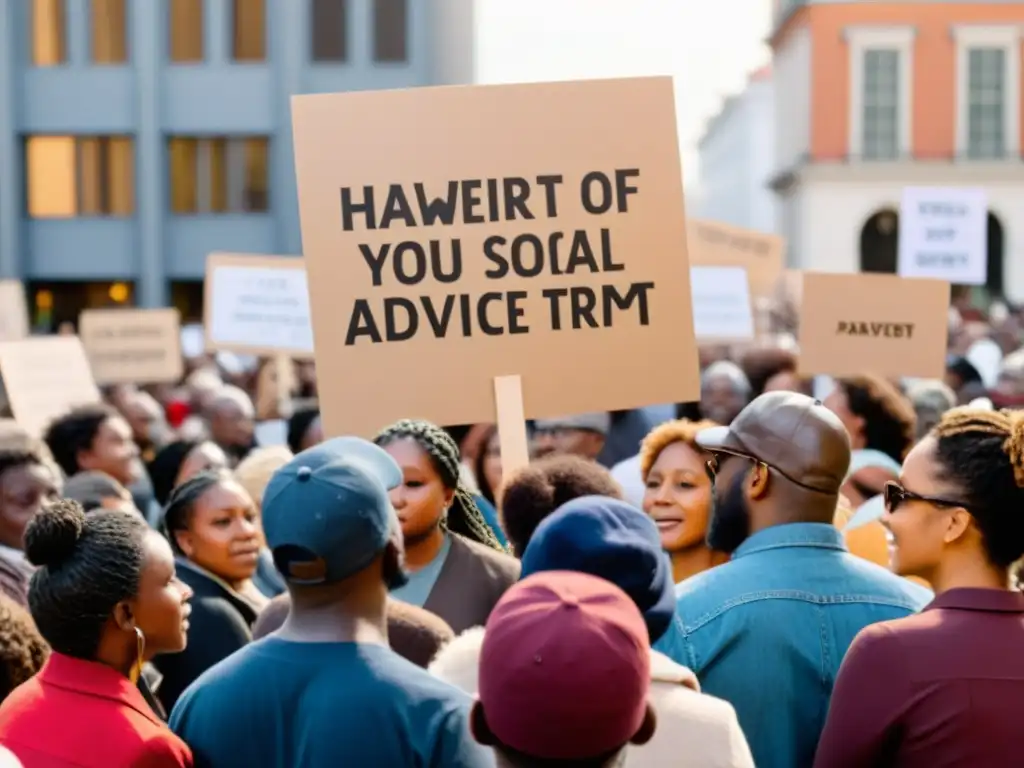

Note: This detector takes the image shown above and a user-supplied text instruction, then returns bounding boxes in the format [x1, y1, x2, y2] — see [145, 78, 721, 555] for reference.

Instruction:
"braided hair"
[25, 499, 150, 660]
[930, 407, 1024, 569]
[375, 419, 505, 552]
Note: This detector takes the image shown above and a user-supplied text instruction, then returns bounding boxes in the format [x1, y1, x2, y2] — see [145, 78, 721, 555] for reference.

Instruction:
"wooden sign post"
[493, 375, 530, 476]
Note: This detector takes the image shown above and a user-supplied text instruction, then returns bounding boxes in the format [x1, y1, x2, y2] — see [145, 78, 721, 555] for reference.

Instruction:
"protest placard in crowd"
[797, 272, 950, 379]
[79, 308, 183, 384]
[292, 76, 698, 437]
[204, 253, 314, 358]
[0, 336, 101, 436]
[0, 281, 29, 342]
[687, 219, 784, 298]
[898, 187, 987, 285]
[690, 266, 755, 341]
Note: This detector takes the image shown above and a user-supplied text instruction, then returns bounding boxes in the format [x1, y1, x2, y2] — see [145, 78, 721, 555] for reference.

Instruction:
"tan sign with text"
[0, 336, 101, 436]
[797, 272, 949, 379]
[79, 308, 184, 384]
[688, 220, 784, 298]
[0, 281, 29, 342]
[292, 77, 699, 437]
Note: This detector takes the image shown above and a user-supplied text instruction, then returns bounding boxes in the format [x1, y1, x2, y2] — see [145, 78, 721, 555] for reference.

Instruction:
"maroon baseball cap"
[477, 571, 651, 760]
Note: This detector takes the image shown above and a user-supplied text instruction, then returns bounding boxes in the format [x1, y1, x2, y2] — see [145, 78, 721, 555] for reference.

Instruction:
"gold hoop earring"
[134, 626, 146, 682]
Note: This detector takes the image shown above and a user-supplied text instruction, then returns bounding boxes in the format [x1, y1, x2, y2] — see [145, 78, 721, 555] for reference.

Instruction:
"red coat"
[0, 653, 193, 767]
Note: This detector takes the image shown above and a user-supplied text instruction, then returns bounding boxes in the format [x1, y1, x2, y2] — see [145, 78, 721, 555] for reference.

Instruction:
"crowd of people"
[0, 296, 1020, 766]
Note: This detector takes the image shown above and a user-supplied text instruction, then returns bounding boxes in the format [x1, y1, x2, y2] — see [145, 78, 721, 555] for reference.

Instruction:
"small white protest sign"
[898, 187, 987, 285]
[690, 266, 755, 340]
[204, 254, 314, 357]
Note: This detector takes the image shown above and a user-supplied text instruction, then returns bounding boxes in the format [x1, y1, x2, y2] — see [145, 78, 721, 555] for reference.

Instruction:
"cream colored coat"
[429, 627, 754, 768]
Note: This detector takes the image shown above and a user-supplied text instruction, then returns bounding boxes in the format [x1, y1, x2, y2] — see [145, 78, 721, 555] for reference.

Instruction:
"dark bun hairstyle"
[26, 499, 151, 659]
[24, 499, 85, 569]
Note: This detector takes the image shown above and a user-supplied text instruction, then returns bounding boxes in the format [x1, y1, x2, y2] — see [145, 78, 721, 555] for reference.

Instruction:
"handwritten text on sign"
[341, 171, 654, 345]
[78, 308, 183, 384]
[207, 260, 314, 355]
[898, 187, 986, 285]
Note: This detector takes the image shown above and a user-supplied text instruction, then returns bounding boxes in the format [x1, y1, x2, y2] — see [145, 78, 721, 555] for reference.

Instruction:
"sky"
[474, 0, 773, 194]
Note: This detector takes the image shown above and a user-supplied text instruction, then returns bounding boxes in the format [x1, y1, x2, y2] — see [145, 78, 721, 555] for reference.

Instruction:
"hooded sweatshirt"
[428, 627, 754, 768]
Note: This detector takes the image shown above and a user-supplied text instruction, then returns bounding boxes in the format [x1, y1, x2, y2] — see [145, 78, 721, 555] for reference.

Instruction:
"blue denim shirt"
[661, 523, 932, 768]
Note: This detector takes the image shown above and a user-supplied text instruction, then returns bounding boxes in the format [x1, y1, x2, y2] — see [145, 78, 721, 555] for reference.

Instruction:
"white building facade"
[696, 67, 778, 235]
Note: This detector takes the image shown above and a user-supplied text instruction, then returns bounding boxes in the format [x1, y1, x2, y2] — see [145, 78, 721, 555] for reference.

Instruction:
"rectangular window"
[967, 47, 1006, 159]
[90, 0, 127, 63]
[170, 0, 204, 62]
[168, 136, 270, 214]
[25, 136, 135, 217]
[861, 49, 900, 160]
[373, 0, 407, 63]
[32, 0, 66, 66]
[311, 0, 347, 61]
[232, 0, 266, 61]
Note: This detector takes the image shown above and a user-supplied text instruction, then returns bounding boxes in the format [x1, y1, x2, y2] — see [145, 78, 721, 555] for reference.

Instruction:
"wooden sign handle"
[275, 354, 292, 419]
[493, 375, 530, 477]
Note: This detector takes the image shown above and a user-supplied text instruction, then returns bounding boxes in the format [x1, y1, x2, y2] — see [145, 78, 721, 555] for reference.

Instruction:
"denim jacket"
[660, 523, 932, 768]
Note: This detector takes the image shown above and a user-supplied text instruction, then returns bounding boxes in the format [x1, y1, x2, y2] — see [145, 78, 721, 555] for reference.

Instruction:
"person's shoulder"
[838, 554, 933, 607]
[170, 642, 267, 718]
[451, 536, 520, 582]
[388, 598, 452, 635]
[368, 644, 471, 700]
[840, 617, 913, 668]
[673, 558, 748, 609]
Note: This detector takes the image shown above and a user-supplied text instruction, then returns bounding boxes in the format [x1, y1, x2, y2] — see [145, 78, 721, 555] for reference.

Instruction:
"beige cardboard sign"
[0, 281, 29, 342]
[797, 272, 949, 379]
[292, 77, 699, 437]
[203, 253, 315, 358]
[688, 219, 784, 298]
[0, 336, 101, 437]
[79, 308, 184, 384]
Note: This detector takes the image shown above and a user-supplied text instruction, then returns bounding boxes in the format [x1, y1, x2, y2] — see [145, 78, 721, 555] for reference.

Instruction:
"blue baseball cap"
[261, 436, 402, 585]
[520, 496, 675, 643]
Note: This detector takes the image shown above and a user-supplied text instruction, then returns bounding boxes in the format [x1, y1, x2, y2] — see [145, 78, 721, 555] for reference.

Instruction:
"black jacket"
[152, 558, 259, 713]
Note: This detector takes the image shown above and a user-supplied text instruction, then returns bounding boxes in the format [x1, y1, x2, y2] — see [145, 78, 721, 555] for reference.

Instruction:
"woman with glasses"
[815, 406, 1024, 767]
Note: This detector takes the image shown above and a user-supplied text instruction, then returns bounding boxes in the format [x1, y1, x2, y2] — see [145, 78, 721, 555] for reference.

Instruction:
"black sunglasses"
[883, 481, 969, 513]
[705, 451, 768, 482]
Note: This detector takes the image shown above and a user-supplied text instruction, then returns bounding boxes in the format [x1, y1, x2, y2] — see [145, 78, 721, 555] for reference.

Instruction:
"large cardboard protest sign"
[898, 187, 987, 285]
[79, 308, 183, 384]
[797, 272, 949, 379]
[204, 253, 314, 357]
[687, 219, 784, 298]
[0, 281, 29, 342]
[0, 336, 101, 436]
[292, 77, 698, 437]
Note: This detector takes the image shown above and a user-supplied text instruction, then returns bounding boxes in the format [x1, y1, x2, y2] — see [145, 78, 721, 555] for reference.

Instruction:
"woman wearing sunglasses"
[815, 406, 1024, 767]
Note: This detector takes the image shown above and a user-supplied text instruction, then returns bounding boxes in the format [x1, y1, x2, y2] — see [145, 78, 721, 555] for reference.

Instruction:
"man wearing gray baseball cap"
[532, 412, 611, 462]
[169, 437, 492, 767]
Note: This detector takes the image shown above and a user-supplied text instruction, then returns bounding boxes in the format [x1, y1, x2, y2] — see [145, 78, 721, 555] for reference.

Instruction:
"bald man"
[206, 386, 256, 465]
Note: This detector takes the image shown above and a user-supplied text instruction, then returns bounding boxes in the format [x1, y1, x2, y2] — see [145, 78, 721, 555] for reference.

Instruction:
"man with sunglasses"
[668, 391, 931, 768]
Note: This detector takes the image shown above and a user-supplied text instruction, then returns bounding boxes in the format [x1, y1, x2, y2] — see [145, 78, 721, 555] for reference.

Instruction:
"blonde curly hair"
[639, 419, 719, 481]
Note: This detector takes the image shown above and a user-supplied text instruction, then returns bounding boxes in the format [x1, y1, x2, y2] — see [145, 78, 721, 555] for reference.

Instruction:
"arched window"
[859, 208, 899, 273]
